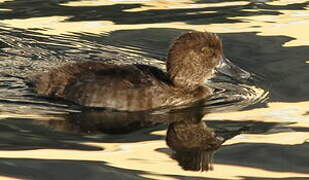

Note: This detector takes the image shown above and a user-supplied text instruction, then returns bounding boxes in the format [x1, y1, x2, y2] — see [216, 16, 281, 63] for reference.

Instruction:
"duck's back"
[29, 61, 175, 111]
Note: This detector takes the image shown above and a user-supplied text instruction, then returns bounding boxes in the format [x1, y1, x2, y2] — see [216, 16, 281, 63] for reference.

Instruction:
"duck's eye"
[201, 47, 214, 56]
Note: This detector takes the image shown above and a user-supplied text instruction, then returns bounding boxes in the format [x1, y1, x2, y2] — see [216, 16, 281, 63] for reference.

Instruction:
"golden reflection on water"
[0, 138, 308, 180]
[0, 0, 309, 179]
[0, 176, 22, 180]
[0, 112, 63, 120]
[1, 0, 308, 46]
[206, 101, 309, 143]
[0, 8, 10, 11]
[62, 0, 193, 8]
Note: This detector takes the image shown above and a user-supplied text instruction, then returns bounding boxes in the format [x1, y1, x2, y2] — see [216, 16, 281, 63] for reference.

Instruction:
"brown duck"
[28, 31, 250, 111]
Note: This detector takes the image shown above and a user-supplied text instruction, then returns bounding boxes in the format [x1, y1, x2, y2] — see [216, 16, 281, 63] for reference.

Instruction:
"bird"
[28, 31, 249, 111]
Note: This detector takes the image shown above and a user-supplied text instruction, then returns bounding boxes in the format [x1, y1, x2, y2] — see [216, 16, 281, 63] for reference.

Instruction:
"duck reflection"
[44, 110, 160, 134]
[34, 105, 228, 171]
[167, 120, 223, 171]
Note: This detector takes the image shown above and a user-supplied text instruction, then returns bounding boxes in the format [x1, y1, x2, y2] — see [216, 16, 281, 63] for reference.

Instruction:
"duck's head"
[167, 31, 250, 90]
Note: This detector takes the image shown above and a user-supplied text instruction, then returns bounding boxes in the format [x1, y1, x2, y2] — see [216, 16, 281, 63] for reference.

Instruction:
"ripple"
[202, 82, 269, 112]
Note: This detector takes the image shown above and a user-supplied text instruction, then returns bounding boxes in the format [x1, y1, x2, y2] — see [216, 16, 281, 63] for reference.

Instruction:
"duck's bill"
[214, 57, 252, 82]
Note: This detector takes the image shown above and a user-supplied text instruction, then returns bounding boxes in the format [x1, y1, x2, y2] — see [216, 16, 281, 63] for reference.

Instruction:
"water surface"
[0, 0, 308, 179]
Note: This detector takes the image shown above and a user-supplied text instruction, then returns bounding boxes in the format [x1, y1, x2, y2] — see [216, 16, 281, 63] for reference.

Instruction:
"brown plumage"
[167, 31, 222, 89]
[28, 31, 224, 111]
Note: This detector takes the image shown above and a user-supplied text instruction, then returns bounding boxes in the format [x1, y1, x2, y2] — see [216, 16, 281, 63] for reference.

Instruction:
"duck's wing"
[28, 61, 117, 97]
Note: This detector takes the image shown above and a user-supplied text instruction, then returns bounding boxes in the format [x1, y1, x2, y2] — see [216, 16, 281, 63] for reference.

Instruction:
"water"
[0, 0, 308, 179]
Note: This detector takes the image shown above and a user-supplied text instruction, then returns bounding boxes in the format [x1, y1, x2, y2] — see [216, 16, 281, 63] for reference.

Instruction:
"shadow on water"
[0, 117, 166, 150]
[0, 0, 308, 24]
[0, 158, 152, 180]
[0, 158, 306, 180]
[215, 142, 309, 174]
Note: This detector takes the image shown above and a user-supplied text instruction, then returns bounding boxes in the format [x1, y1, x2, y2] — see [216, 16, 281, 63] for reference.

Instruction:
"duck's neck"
[168, 71, 212, 92]
[171, 84, 213, 107]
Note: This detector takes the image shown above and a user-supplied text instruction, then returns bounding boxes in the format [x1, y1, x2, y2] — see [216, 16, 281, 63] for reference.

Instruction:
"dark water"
[0, 0, 309, 179]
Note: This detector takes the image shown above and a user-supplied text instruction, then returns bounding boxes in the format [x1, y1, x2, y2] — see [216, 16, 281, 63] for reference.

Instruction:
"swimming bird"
[28, 31, 249, 111]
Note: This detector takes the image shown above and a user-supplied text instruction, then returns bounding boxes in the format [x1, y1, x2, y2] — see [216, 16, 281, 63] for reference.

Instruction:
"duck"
[28, 31, 250, 111]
